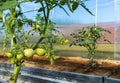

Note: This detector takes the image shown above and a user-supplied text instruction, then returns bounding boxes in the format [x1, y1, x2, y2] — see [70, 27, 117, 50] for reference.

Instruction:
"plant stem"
[40, 1, 48, 25]
[33, 1, 49, 50]
[11, 36, 17, 48]
[12, 64, 22, 83]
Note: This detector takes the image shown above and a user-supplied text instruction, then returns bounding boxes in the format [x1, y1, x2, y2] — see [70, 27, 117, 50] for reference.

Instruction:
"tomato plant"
[0, 1, 33, 83]
[70, 25, 111, 59]
[0, 0, 93, 83]
[70, 25, 111, 71]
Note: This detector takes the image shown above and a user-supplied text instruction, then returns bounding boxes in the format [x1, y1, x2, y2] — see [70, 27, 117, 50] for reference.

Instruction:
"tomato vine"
[0, 0, 93, 83]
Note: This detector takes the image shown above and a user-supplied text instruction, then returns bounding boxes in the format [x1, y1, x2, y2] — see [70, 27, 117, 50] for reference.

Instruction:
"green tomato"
[17, 54, 24, 61]
[5, 52, 13, 58]
[24, 49, 34, 58]
[36, 48, 46, 56]
[10, 58, 16, 64]
[64, 39, 69, 44]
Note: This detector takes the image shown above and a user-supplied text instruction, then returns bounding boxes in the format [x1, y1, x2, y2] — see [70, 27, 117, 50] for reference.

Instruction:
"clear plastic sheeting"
[114, 0, 120, 60]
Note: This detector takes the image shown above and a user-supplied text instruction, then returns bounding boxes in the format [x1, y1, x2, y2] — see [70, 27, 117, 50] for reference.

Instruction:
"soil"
[1, 54, 120, 79]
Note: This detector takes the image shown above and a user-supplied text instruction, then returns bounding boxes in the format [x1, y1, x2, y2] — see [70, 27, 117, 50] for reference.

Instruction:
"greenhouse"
[0, 0, 120, 83]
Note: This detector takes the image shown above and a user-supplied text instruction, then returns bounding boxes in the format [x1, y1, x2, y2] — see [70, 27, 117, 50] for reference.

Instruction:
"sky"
[21, 0, 120, 24]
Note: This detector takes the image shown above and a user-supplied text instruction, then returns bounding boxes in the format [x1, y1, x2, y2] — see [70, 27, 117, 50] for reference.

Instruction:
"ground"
[1, 54, 120, 80]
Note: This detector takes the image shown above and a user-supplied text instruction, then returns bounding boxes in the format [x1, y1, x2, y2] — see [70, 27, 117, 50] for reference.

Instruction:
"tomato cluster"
[5, 48, 46, 64]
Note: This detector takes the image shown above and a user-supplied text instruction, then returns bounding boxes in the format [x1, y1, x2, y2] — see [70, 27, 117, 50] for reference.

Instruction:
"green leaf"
[72, 2, 79, 11]
[60, 0, 66, 5]
[0, 0, 31, 11]
[66, 0, 73, 12]
[80, 1, 94, 16]
[38, 7, 44, 12]
[69, 42, 73, 47]
[0, 0, 19, 11]
[0, 11, 2, 19]
[58, 4, 70, 16]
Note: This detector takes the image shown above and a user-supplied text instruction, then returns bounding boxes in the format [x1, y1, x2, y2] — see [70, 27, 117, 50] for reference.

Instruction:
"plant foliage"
[70, 25, 111, 59]
[0, 0, 94, 83]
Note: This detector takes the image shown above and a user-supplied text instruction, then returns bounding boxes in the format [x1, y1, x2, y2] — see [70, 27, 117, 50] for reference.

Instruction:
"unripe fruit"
[64, 39, 69, 44]
[24, 49, 34, 58]
[10, 58, 16, 64]
[36, 24, 40, 29]
[17, 54, 24, 61]
[36, 48, 46, 56]
[5, 52, 13, 58]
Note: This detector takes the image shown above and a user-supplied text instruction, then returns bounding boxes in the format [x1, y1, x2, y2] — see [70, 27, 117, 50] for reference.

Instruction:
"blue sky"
[21, 0, 120, 24]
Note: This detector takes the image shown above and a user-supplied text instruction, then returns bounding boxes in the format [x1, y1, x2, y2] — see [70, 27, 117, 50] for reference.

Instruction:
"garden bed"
[0, 54, 120, 80]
